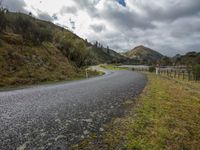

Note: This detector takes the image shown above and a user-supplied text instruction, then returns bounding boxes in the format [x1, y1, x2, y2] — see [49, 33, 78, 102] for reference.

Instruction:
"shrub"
[37, 28, 53, 43]
[149, 66, 156, 72]
[58, 38, 73, 59]
[192, 64, 200, 80]
[13, 16, 53, 44]
[14, 15, 34, 33]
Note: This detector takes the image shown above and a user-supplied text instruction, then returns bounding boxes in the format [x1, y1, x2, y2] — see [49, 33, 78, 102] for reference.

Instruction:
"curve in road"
[0, 69, 147, 150]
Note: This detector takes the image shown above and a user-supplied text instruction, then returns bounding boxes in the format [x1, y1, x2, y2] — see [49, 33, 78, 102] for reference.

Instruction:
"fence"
[157, 67, 197, 81]
[120, 65, 199, 82]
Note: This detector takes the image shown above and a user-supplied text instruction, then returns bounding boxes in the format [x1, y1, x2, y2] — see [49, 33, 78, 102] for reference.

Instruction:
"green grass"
[100, 64, 128, 70]
[76, 73, 200, 150]
[0, 69, 103, 91]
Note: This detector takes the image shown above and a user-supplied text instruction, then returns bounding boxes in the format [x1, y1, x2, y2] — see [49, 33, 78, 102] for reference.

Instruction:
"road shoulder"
[73, 73, 200, 149]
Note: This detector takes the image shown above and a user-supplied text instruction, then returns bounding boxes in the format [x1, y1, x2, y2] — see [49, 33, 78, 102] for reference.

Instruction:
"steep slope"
[0, 11, 123, 87]
[124, 45, 164, 64]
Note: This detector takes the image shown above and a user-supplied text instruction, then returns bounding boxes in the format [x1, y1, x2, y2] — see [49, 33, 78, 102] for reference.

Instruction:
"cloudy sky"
[2, 0, 200, 56]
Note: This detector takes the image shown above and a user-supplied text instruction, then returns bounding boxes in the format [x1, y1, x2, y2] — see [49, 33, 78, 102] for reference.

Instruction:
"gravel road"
[0, 69, 147, 150]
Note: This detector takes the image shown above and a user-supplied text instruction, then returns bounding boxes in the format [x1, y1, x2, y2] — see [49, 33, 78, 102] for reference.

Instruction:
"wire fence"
[158, 68, 196, 81]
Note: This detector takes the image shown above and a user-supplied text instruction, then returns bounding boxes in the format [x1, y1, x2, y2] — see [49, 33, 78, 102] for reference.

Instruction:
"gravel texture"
[0, 70, 147, 150]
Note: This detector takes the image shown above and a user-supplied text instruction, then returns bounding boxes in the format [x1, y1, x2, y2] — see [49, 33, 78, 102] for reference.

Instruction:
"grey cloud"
[142, 0, 200, 22]
[37, 12, 54, 22]
[101, 8, 154, 30]
[52, 13, 58, 20]
[75, 0, 154, 30]
[1, 0, 27, 13]
[170, 17, 200, 38]
[60, 6, 78, 15]
[90, 24, 106, 32]
[73, 0, 100, 17]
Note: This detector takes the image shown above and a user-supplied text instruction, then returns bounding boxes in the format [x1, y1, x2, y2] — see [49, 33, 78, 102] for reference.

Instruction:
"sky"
[1, 0, 200, 56]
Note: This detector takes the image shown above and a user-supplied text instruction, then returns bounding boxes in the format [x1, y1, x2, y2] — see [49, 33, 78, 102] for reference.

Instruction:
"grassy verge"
[100, 64, 128, 70]
[77, 73, 200, 149]
[0, 69, 104, 91]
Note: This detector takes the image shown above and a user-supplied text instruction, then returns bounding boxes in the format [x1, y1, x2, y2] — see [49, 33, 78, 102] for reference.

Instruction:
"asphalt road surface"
[0, 69, 147, 150]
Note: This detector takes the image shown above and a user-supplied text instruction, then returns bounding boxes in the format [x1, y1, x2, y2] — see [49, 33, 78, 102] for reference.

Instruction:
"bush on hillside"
[149, 66, 156, 72]
[192, 64, 200, 80]
[13, 16, 53, 44]
[72, 39, 88, 67]
[57, 38, 90, 67]
[37, 28, 53, 43]
[58, 38, 73, 57]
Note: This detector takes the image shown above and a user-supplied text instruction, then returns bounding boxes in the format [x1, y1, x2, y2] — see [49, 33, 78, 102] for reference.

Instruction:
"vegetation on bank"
[100, 64, 128, 70]
[0, 10, 124, 87]
[77, 73, 200, 149]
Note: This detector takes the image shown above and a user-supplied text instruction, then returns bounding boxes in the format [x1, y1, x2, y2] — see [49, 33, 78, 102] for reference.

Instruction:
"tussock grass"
[78, 73, 200, 149]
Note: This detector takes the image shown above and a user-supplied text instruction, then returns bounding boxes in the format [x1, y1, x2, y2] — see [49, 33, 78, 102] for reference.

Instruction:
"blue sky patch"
[118, 0, 126, 7]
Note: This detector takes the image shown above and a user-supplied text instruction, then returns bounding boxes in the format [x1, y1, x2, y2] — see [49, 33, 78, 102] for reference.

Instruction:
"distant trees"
[160, 56, 172, 66]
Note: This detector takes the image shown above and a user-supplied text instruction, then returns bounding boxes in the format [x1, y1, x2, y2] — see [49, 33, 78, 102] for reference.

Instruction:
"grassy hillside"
[0, 11, 123, 87]
[124, 45, 163, 64]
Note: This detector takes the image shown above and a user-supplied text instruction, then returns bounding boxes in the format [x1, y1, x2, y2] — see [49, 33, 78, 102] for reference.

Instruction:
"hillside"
[172, 52, 200, 66]
[124, 45, 164, 64]
[0, 11, 124, 87]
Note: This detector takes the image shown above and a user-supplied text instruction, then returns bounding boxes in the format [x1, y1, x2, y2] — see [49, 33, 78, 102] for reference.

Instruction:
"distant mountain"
[123, 45, 164, 64]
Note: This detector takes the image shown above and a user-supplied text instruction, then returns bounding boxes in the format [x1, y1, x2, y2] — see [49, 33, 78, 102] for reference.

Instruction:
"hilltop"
[0, 11, 124, 87]
[123, 45, 164, 64]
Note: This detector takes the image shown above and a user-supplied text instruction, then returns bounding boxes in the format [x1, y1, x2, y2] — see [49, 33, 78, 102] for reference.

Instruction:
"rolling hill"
[123, 45, 164, 64]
